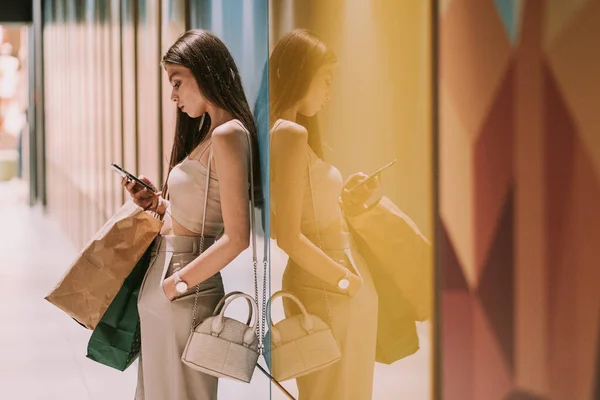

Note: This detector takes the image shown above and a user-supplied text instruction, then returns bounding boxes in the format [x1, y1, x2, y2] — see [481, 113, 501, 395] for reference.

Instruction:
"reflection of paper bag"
[346, 196, 432, 321]
[348, 229, 420, 364]
[45, 200, 163, 330]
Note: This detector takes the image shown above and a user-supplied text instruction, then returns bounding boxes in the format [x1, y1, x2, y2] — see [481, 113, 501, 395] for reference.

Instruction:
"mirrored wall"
[267, 1, 434, 399]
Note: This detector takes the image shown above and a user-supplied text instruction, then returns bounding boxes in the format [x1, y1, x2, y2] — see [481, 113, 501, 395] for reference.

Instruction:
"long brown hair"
[162, 29, 262, 205]
[269, 29, 337, 158]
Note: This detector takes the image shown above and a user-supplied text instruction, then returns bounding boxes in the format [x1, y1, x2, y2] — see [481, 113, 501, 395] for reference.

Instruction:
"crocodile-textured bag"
[182, 291, 260, 382]
[263, 291, 341, 382]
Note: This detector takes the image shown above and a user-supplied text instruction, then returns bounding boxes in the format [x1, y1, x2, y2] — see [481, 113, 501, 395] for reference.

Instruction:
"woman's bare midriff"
[159, 212, 204, 237]
[171, 219, 204, 236]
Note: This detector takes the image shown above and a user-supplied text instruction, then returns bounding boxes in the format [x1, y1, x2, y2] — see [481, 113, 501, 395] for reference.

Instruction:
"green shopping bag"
[86, 244, 153, 371]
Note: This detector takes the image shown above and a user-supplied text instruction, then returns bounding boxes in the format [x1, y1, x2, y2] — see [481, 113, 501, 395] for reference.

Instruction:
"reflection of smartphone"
[354, 159, 397, 189]
[110, 163, 157, 193]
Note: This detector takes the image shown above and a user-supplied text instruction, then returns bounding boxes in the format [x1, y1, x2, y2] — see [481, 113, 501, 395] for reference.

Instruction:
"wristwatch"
[337, 269, 351, 290]
[173, 271, 189, 294]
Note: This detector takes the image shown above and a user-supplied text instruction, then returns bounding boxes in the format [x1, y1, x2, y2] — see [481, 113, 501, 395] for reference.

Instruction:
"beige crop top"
[271, 140, 346, 237]
[302, 148, 346, 235]
[166, 145, 223, 236]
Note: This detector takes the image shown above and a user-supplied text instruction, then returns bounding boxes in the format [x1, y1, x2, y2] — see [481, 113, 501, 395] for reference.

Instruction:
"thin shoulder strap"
[272, 119, 285, 131]
[269, 119, 285, 147]
[195, 141, 213, 162]
[199, 147, 213, 239]
[190, 146, 213, 331]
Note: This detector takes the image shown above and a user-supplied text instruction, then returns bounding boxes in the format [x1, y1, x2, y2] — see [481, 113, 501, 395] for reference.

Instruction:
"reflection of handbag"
[180, 125, 268, 383]
[263, 291, 342, 382]
[182, 291, 260, 382]
[261, 157, 342, 382]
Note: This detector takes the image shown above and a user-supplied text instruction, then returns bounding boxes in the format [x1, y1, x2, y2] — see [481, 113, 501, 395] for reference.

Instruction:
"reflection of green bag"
[86, 245, 153, 371]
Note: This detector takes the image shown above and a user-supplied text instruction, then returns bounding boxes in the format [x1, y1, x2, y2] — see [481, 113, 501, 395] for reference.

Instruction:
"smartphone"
[352, 159, 397, 189]
[110, 163, 157, 193]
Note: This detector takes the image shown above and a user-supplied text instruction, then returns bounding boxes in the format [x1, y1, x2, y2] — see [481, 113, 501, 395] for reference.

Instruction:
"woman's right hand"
[121, 175, 162, 212]
[345, 272, 363, 297]
[341, 172, 381, 217]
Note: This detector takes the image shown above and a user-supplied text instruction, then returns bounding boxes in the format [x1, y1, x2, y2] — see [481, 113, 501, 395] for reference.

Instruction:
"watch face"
[175, 281, 188, 293]
[338, 278, 350, 290]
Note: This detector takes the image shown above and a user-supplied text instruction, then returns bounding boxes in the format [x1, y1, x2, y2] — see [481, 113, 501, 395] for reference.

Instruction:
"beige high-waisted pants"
[135, 235, 225, 400]
[282, 232, 379, 400]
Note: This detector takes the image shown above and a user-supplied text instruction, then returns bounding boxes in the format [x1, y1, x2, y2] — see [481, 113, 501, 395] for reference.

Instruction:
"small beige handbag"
[180, 124, 268, 383]
[182, 291, 260, 382]
[263, 291, 342, 382]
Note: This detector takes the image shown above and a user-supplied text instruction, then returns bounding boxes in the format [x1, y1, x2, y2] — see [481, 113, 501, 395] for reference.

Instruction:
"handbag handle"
[212, 290, 253, 325]
[265, 291, 314, 345]
[210, 292, 259, 347]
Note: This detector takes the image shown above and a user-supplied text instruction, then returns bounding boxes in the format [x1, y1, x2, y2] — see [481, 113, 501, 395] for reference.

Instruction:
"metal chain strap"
[252, 259, 262, 342]
[261, 256, 267, 350]
[253, 249, 268, 354]
[253, 257, 260, 338]
[190, 236, 205, 333]
[190, 142, 213, 333]
[243, 123, 267, 355]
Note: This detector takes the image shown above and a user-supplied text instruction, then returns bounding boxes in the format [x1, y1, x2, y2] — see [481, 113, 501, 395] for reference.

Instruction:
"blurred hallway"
[0, 178, 138, 400]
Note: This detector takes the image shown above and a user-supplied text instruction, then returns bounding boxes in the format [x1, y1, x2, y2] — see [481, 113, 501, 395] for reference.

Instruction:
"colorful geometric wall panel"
[440, 1, 600, 399]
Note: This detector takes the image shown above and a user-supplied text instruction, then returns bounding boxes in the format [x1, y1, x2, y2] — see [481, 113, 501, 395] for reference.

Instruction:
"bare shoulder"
[212, 119, 250, 156]
[213, 119, 248, 140]
[270, 119, 307, 147]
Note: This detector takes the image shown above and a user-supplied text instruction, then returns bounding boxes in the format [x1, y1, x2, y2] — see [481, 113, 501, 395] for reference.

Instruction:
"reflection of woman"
[270, 29, 379, 399]
[123, 30, 261, 400]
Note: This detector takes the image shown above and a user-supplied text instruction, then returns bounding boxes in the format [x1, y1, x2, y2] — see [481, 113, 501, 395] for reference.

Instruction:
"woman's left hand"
[162, 278, 177, 301]
[341, 172, 380, 207]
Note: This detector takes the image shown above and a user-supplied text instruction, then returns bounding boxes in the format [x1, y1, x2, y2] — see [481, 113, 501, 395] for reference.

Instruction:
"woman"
[269, 29, 379, 399]
[123, 30, 262, 400]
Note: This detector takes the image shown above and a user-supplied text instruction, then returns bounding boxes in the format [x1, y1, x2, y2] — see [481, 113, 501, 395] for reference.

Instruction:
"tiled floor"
[0, 178, 431, 399]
